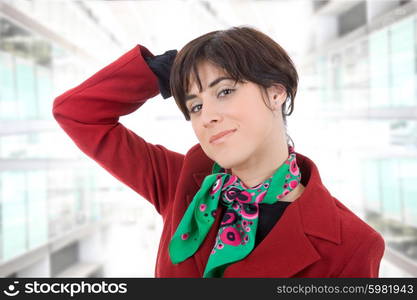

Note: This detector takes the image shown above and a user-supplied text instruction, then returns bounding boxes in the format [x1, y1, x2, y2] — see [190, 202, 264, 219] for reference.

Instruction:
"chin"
[212, 155, 245, 170]
[201, 143, 249, 170]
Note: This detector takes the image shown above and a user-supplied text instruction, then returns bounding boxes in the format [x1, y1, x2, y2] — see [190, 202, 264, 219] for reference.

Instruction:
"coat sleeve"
[52, 44, 184, 216]
[337, 232, 385, 278]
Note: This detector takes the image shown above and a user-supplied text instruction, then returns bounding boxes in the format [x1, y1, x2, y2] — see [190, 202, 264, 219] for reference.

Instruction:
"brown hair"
[170, 26, 298, 145]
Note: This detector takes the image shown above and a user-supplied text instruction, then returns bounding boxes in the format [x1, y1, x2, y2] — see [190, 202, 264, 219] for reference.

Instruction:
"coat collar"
[186, 144, 341, 277]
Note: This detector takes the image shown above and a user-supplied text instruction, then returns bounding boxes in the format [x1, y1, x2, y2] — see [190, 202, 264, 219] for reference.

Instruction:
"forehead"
[187, 61, 228, 93]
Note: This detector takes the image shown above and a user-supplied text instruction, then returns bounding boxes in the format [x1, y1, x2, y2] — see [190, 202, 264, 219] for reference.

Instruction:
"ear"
[266, 84, 287, 110]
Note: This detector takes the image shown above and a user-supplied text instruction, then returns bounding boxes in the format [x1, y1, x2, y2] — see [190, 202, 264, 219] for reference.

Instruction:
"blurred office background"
[0, 0, 416, 277]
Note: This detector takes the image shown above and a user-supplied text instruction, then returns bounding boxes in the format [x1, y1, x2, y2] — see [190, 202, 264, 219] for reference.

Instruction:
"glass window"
[35, 65, 53, 120]
[15, 56, 37, 120]
[0, 135, 27, 159]
[362, 159, 382, 214]
[0, 171, 27, 261]
[317, 55, 330, 109]
[400, 158, 417, 227]
[27, 170, 48, 249]
[0, 51, 17, 120]
[390, 17, 416, 107]
[380, 159, 403, 222]
[369, 29, 390, 108]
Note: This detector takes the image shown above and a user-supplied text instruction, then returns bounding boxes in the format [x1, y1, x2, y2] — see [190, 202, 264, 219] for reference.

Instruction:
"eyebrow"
[185, 76, 234, 102]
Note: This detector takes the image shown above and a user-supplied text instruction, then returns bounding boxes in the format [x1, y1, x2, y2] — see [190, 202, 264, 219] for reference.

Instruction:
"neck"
[229, 135, 289, 189]
[280, 183, 305, 202]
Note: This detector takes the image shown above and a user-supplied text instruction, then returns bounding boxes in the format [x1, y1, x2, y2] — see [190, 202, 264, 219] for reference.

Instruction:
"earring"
[274, 95, 278, 106]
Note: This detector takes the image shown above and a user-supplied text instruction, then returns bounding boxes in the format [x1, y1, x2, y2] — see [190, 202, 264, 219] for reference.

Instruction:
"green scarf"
[169, 146, 301, 277]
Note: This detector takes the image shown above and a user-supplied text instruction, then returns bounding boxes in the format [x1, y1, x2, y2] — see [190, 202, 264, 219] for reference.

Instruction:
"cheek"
[192, 123, 205, 143]
[234, 106, 261, 129]
[239, 112, 272, 144]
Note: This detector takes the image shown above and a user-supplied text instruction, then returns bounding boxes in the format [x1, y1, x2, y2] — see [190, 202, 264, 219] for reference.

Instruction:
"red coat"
[52, 44, 385, 278]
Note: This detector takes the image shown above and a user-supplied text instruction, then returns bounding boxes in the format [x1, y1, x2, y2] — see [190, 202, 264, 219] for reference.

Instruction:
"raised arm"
[52, 44, 184, 216]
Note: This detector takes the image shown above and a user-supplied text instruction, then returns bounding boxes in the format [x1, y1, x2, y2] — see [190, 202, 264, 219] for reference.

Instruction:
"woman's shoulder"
[184, 143, 213, 172]
[323, 197, 385, 277]
[334, 197, 383, 243]
[296, 151, 384, 246]
[185, 143, 204, 157]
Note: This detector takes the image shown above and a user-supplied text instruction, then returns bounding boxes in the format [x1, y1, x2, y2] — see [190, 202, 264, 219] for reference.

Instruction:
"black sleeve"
[144, 49, 178, 99]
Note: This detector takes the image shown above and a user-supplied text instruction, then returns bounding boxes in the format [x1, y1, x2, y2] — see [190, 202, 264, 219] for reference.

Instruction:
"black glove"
[144, 49, 177, 99]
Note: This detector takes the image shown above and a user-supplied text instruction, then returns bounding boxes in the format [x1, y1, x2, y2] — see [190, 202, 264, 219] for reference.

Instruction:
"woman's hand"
[145, 49, 177, 99]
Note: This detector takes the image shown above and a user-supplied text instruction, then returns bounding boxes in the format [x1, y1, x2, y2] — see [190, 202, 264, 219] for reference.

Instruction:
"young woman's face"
[185, 60, 286, 169]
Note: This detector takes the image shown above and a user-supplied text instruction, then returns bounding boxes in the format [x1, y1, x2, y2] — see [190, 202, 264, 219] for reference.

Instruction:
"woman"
[52, 26, 385, 278]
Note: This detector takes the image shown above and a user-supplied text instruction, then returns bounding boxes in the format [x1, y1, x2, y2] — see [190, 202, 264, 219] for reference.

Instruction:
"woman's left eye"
[217, 88, 235, 98]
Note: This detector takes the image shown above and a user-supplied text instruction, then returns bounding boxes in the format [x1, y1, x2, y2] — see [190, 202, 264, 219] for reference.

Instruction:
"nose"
[202, 101, 223, 128]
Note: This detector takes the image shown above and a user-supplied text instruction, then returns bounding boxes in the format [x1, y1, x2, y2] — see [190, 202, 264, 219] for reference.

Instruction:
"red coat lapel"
[223, 200, 321, 277]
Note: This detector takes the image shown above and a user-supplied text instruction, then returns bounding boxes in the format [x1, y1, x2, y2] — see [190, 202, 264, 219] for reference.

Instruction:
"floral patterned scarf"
[169, 146, 301, 277]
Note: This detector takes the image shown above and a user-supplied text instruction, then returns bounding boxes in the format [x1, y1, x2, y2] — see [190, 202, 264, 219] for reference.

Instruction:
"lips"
[209, 129, 237, 143]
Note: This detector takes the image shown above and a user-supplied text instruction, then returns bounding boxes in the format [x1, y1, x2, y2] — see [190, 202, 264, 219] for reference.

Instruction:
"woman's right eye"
[189, 104, 202, 114]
